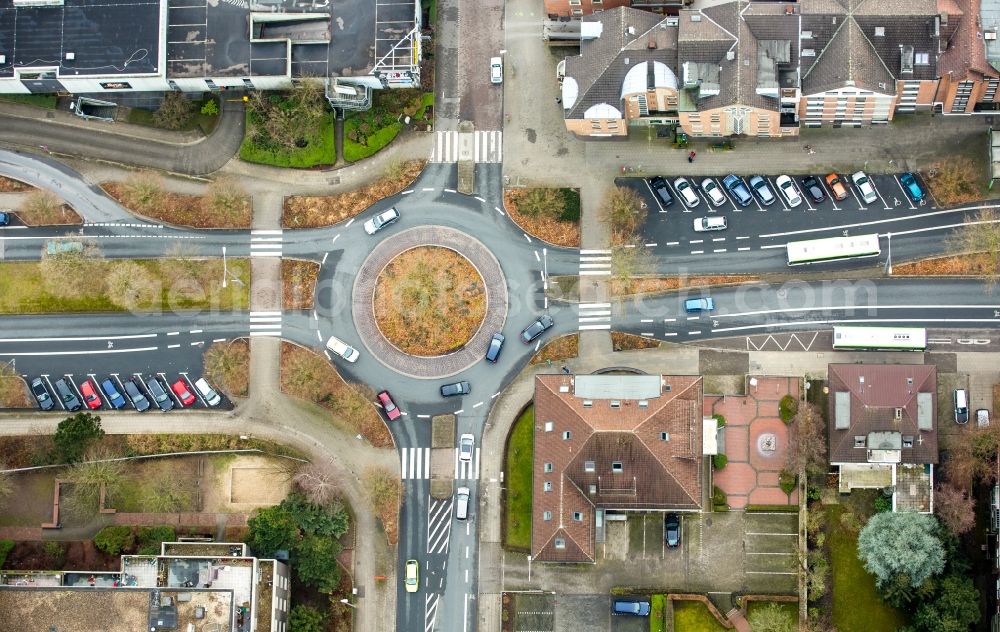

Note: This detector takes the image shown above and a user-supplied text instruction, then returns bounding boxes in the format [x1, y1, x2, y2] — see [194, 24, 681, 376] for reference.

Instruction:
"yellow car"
[404, 559, 419, 593]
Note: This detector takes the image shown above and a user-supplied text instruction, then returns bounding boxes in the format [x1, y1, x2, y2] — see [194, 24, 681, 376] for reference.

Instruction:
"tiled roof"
[531, 374, 704, 563]
[938, 0, 999, 80]
[827, 364, 938, 465]
[803, 18, 895, 93]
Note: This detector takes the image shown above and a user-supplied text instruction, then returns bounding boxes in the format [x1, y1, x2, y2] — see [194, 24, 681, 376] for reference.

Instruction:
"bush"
[560, 188, 581, 222]
[779, 469, 797, 495]
[295, 534, 342, 593]
[53, 412, 104, 463]
[94, 526, 134, 556]
[714, 414, 726, 428]
[713, 453, 728, 470]
[288, 605, 326, 632]
[874, 494, 893, 514]
[153, 92, 194, 130]
[779, 395, 798, 423]
[747, 505, 800, 513]
[200, 99, 219, 116]
[137, 526, 176, 556]
[712, 486, 728, 507]
[0, 540, 13, 568]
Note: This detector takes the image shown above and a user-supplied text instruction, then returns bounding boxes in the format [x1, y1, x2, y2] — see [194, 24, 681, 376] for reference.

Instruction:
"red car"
[171, 379, 196, 407]
[377, 390, 401, 421]
[79, 379, 102, 410]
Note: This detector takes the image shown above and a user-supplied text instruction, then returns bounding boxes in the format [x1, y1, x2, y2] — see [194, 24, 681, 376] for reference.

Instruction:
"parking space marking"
[845, 179, 866, 210]
[871, 180, 891, 210]
[892, 175, 919, 210]
[767, 177, 791, 212]
[818, 178, 842, 210]
[643, 178, 668, 214]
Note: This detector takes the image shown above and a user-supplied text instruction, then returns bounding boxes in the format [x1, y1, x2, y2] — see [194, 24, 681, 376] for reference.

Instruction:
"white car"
[326, 336, 360, 363]
[490, 57, 503, 84]
[194, 378, 221, 406]
[673, 177, 700, 208]
[459, 433, 475, 462]
[693, 216, 727, 232]
[700, 178, 726, 206]
[851, 171, 878, 204]
[775, 175, 802, 208]
[363, 207, 400, 235]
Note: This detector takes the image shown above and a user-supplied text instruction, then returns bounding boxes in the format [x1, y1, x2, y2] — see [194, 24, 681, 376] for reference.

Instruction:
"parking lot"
[23, 371, 230, 413]
[743, 512, 798, 586]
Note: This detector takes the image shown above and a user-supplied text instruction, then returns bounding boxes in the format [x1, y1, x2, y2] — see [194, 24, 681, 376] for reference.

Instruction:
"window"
[801, 30, 813, 39]
[589, 484, 597, 494]
[568, 0, 581, 4]
[571, 8, 582, 15]
[638, 400, 648, 408]
[610, 400, 621, 408]
[612, 461, 624, 473]
[544, 481, 552, 492]
[555, 538, 566, 549]
[583, 400, 593, 407]
[915, 52, 929, 65]
[801, 49, 815, 57]
[544, 421, 553, 432]
[242, 78, 254, 89]
[573, 512, 583, 521]
[902, 436, 914, 448]
[584, 461, 595, 472]
[660, 432, 670, 441]
[205, 79, 218, 90]
[544, 462, 553, 473]
[563, 431, 572, 440]
[543, 511, 552, 521]
[874, 26, 885, 37]
[854, 436, 866, 448]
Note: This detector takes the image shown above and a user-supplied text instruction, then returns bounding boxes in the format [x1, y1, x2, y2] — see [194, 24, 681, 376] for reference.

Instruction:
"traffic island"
[430, 414, 456, 500]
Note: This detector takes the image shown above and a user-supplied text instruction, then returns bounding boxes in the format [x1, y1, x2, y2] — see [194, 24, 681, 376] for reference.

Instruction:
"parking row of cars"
[30, 374, 221, 412]
[648, 170, 926, 211]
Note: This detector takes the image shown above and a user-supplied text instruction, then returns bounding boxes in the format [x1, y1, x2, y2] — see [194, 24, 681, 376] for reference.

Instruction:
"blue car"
[100, 379, 127, 409]
[722, 174, 752, 207]
[0, 212, 9, 226]
[900, 172, 925, 203]
[612, 599, 651, 616]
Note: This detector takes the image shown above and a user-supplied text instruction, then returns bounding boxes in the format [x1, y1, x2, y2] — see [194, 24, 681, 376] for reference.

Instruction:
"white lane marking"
[445, 188, 456, 193]
[316, 331, 323, 342]
[495, 206, 505, 215]
[645, 242, 657, 247]
[641, 319, 654, 323]
[759, 204, 993, 239]
[332, 234, 340, 244]
[473, 401, 483, 408]
[714, 249, 727, 253]
[189, 329, 202, 334]
[717, 303, 1000, 319]
[166, 332, 179, 336]
[580, 249, 613, 254]
[687, 316, 700, 320]
[690, 239, 703, 244]
[3, 347, 158, 356]
[738, 247, 751, 251]
[190, 341, 201, 346]
[664, 332, 677, 337]
[475, 196, 486, 202]
[640, 332, 654, 337]
[322, 252, 328, 264]
[167, 344, 180, 349]
[0, 333, 158, 342]
[418, 414, 430, 419]
[664, 318, 676, 322]
[423, 187, 435, 192]
[523, 233, 531, 243]
[712, 237, 725, 242]
[688, 330, 701, 335]
[454, 409, 464, 414]
[690, 250, 704, 254]
[534, 251, 540, 262]
[580, 302, 611, 308]
[213, 338, 226, 342]
[345, 218, 355, 227]
[666, 241, 680, 246]
[736, 236, 750, 240]
[401, 190, 413, 195]
[491, 392, 500, 399]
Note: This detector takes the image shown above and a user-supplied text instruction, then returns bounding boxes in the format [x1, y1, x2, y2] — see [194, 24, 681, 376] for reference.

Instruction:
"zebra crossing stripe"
[251, 229, 283, 258]
[401, 448, 431, 479]
[249, 311, 282, 337]
[430, 130, 503, 163]
[578, 302, 611, 331]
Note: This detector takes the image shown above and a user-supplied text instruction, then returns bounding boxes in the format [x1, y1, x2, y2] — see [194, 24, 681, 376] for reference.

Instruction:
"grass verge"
[0, 175, 34, 193]
[343, 120, 402, 162]
[891, 253, 993, 276]
[825, 505, 908, 631]
[650, 594, 667, 632]
[0, 94, 57, 108]
[611, 275, 760, 297]
[746, 601, 797, 629]
[240, 112, 335, 168]
[672, 600, 727, 631]
[0, 367, 31, 408]
[504, 406, 534, 551]
[279, 342, 392, 448]
[282, 259, 319, 310]
[125, 97, 220, 135]
[102, 180, 252, 229]
[203, 339, 250, 399]
[530, 334, 579, 365]
[611, 332, 660, 351]
[503, 188, 581, 247]
[282, 160, 425, 228]
[363, 465, 401, 545]
[0, 258, 249, 314]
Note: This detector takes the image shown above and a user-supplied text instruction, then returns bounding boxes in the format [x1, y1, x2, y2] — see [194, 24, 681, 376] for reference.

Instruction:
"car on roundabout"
[377, 390, 401, 421]
[520, 314, 554, 343]
[363, 207, 400, 235]
[326, 336, 360, 363]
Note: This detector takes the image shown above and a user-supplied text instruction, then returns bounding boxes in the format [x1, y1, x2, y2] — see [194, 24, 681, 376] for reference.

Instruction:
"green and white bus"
[786, 233, 880, 265]
[832, 326, 927, 351]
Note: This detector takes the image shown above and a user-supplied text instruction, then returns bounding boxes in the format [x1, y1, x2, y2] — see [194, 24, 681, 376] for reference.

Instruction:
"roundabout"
[352, 225, 508, 379]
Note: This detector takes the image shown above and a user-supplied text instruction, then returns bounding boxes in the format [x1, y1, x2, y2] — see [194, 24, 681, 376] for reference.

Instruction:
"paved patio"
[705, 377, 800, 509]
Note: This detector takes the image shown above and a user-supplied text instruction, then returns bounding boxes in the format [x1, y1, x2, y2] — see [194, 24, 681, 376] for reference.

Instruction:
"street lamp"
[340, 599, 357, 609]
[884, 233, 892, 275]
[222, 246, 228, 289]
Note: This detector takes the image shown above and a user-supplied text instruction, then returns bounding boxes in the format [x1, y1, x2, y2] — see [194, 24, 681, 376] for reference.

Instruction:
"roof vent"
[894, 408, 903, 420]
[65, 52, 75, 61]
[726, 50, 735, 61]
[0, 55, 5, 65]
[628, 26, 636, 35]
[665, 17, 678, 27]
[875, 26, 885, 37]
[610, 400, 621, 409]
[691, 14, 702, 22]
[583, 400, 593, 408]
[987, 31, 998, 41]
[638, 400, 648, 408]
[802, 48, 815, 57]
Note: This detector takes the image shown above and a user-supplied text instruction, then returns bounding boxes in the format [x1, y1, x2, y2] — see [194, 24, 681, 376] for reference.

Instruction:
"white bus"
[832, 326, 927, 351]
[786, 234, 881, 265]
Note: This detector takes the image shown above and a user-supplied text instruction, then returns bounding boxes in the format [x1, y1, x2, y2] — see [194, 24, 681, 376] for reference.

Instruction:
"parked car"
[851, 171, 878, 204]
[146, 377, 174, 412]
[684, 297, 715, 312]
[194, 378, 221, 407]
[722, 174, 752, 207]
[125, 379, 151, 412]
[171, 379, 196, 407]
[79, 379, 102, 410]
[520, 314, 554, 343]
[612, 599, 651, 617]
[748, 175, 775, 205]
[673, 177, 700, 208]
[775, 175, 802, 208]
[363, 207, 400, 235]
[441, 381, 471, 397]
[825, 173, 849, 201]
[954, 388, 969, 424]
[30, 378, 54, 411]
[100, 378, 127, 409]
[648, 176, 674, 207]
[693, 216, 727, 232]
[490, 56, 503, 84]
[404, 559, 420, 593]
[326, 335, 360, 363]
[665, 513, 681, 548]
[900, 172, 925, 203]
[377, 390, 401, 421]
[0, 211, 9, 227]
[485, 332, 505, 363]
[977, 408, 991, 427]
[459, 433, 475, 462]
[54, 378, 81, 411]
[801, 176, 827, 204]
[455, 486, 471, 520]
[700, 178, 726, 206]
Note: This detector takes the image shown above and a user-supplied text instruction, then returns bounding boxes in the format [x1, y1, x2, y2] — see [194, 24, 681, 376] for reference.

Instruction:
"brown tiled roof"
[938, 0, 1000, 80]
[827, 364, 938, 465]
[531, 374, 704, 563]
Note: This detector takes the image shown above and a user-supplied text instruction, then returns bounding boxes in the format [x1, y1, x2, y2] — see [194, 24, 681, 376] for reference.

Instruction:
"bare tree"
[105, 261, 158, 310]
[946, 208, 1000, 284]
[785, 402, 828, 476]
[141, 469, 195, 513]
[39, 241, 103, 299]
[601, 186, 647, 243]
[610, 241, 654, 293]
[121, 171, 165, 213]
[934, 482, 975, 535]
[293, 461, 342, 507]
[18, 190, 69, 225]
[943, 422, 1000, 488]
[153, 92, 194, 130]
[204, 177, 249, 223]
[62, 451, 128, 520]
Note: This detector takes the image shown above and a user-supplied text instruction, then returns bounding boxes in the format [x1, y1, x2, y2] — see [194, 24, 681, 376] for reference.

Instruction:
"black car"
[665, 513, 681, 548]
[145, 377, 174, 411]
[648, 176, 674, 207]
[125, 379, 151, 412]
[440, 381, 471, 397]
[30, 378, 54, 411]
[520, 315, 554, 343]
[54, 378, 81, 411]
[801, 176, 827, 204]
[485, 332, 505, 363]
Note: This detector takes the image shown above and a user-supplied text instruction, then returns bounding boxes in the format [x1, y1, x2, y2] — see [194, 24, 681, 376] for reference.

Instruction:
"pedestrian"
[689, 151, 696, 162]
[562, 366, 570, 375]
[555, 97, 561, 104]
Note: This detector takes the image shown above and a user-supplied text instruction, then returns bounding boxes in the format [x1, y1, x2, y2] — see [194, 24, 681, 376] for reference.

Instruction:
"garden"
[503, 406, 534, 551]
[240, 83, 335, 168]
[343, 90, 433, 162]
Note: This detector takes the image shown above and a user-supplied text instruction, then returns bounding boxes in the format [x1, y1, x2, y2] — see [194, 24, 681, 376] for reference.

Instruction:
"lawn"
[0, 259, 250, 314]
[0, 94, 57, 109]
[672, 600, 727, 632]
[239, 112, 336, 168]
[343, 119, 402, 162]
[825, 505, 908, 632]
[746, 601, 797, 628]
[125, 96, 220, 135]
[504, 406, 534, 551]
[650, 594, 666, 632]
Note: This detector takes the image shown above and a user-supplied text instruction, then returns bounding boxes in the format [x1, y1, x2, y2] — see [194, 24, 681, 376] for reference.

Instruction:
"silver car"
[363, 207, 400, 235]
[700, 178, 726, 206]
[459, 434, 475, 462]
[673, 177, 700, 208]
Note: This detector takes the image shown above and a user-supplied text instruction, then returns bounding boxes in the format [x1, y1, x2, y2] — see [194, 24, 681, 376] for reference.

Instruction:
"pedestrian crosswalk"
[429, 130, 503, 163]
[401, 447, 431, 480]
[249, 311, 282, 337]
[579, 249, 611, 276]
[454, 448, 480, 480]
[578, 302, 611, 331]
[427, 497, 454, 555]
[250, 230, 282, 258]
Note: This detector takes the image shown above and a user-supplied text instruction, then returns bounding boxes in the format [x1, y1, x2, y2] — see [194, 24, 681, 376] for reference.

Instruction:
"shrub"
[288, 605, 326, 632]
[94, 526, 134, 556]
[712, 486, 728, 508]
[560, 188, 581, 222]
[714, 414, 726, 428]
[53, 412, 104, 463]
[137, 526, 176, 555]
[874, 494, 893, 514]
[153, 92, 194, 130]
[0, 540, 13, 568]
[779, 469, 797, 495]
[200, 99, 219, 116]
[713, 453, 728, 470]
[779, 395, 798, 423]
[747, 505, 799, 513]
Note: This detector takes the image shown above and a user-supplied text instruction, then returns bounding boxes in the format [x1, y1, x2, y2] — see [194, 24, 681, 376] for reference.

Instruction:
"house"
[936, 0, 1000, 114]
[0, 0, 422, 109]
[827, 363, 937, 512]
[543, 0, 690, 20]
[530, 373, 706, 563]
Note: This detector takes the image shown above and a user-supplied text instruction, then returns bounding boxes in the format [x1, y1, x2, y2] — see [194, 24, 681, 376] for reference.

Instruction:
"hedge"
[712, 453, 728, 470]
[779, 395, 798, 424]
[746, 505, 799, 513]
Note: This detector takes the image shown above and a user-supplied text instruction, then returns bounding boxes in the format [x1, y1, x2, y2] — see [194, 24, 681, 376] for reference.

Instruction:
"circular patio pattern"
[373, 246, 487, 357]
[353, 226, 507, 379]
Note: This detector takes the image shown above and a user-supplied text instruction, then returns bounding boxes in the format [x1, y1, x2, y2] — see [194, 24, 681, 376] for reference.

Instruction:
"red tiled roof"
[938, 0, 1000, 80]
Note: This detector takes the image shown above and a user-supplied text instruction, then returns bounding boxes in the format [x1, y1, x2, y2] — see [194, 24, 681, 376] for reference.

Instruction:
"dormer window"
[612, 461, 624, 473]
